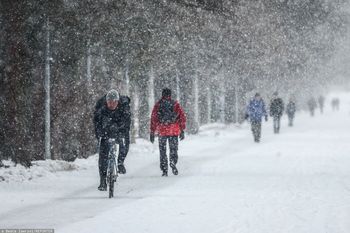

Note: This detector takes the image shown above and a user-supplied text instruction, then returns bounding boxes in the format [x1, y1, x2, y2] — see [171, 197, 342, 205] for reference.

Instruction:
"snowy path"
[1, 92, 350, 233]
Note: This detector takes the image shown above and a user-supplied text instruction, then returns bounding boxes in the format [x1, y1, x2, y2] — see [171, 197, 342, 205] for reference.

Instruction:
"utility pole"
[44, 17, 51, 160]
[148, 65, 155, 115]
[234, 78, 239, 123]
[86, 39, 92, 87]
[176, 69, 180, 102]
[193, 44, 200, 129]
[125, 57, 130, 96]
[207, 86, 212, 123]
[220, 77, 225, 123]
[194, 67, 199, 126]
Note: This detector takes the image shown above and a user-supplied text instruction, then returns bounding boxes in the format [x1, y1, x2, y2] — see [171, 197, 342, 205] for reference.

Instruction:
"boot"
[162, 170, 168, 177]
[118, 163, 126, 174]
[170, 163, 178, 175]
[98, 175, 107, 191]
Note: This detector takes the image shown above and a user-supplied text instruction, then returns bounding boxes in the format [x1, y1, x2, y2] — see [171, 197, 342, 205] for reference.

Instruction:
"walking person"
[331, 98, 340, 111]
[269, 92, 284, 134]
[93, 89, 131, 191]
[150, 88, 186, 176]
[245, 93, 268, 143]
[318, 95, 325, 114]
[286, 98, 296, 127]
[307, 97, 317, 117]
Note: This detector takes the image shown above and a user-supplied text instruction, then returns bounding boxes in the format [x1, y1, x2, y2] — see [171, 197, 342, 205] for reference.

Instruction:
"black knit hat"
[162, 88, 171, 97]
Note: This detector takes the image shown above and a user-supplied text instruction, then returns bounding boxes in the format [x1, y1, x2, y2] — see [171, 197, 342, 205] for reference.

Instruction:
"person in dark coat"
[245, 93, 268, 143]
[93, 89, 131, 191]
[307, 97, 317, 116]
[150, 88, 186, 177]
[286, 98, 296, 127]
[318, 95, 325, 114]
[269, 92, 284, 134]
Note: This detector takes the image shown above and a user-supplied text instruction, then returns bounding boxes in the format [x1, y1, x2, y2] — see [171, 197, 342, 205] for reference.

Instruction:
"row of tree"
[0, 0, 349, 166]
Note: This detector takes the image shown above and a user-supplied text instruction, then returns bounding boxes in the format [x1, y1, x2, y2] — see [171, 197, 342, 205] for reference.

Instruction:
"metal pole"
[44, 18, 51, 160]
[235, 79, 239, 123]
[87, 39, 92, 87]
[148, 65, 155, 115]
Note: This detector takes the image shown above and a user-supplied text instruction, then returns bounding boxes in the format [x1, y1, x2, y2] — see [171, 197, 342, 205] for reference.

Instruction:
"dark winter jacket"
[269, 98, 284, 117]
[150, 96, 186, 136]
[93, 95, 131, 139]
[246, 98, 267, 122]
[286, 101, 296, 116]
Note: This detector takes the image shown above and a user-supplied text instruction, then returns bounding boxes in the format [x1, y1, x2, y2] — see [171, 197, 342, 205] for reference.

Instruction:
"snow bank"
[0, 138, 155, 183]
[0, 123, 243, 184]
[0, 156, 97, 183]
[0, 126, 224, 183]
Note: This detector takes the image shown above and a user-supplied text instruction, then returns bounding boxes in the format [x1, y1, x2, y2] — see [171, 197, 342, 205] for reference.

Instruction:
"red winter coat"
[150, 97, 186, 137]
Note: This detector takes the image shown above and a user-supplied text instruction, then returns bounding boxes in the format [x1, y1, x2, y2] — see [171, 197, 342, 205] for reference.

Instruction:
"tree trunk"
[2, 1, 32, 167]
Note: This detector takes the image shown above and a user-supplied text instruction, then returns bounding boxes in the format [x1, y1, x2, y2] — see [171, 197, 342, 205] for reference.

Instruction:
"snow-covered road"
[1, 92, 350, 233]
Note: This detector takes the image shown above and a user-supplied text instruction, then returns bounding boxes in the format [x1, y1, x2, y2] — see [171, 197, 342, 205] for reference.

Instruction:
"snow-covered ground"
[1, 92, 350, 233]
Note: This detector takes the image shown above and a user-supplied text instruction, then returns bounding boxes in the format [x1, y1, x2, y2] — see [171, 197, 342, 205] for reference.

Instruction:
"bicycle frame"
[107, 138, 118, 198]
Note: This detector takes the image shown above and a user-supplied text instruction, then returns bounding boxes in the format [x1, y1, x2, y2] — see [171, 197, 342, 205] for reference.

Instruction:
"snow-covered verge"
[0, 124, 228, 184]
[0, 91, 350, 233]
[0, 156, 96, 183]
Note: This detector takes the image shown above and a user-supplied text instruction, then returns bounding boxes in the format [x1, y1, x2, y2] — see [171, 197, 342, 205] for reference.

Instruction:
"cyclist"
[93, 89, 131, 191]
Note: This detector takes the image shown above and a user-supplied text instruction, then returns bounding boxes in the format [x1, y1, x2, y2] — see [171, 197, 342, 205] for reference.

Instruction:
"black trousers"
[251, 121, 262, 142]
[98, 136, 129, 177]
[158, 136, 178, 172]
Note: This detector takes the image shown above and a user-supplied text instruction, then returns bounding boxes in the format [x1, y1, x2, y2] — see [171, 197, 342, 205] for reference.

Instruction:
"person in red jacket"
[150, 88, 186, 176]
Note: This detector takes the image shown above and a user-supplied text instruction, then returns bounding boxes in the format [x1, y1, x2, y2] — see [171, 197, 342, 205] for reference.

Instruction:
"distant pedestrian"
[331, 98, 340, 111]
[307, 97, 317, 117]
[245, 93, 268, 143]
[269, 92, 284, 134]
[150, 88, 186, 177]
[318, 95, 325, 114]
[286, 98, 296, 127]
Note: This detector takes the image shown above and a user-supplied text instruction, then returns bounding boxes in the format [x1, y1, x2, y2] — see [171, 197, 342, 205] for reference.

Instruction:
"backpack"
[157, 99, 178, 124]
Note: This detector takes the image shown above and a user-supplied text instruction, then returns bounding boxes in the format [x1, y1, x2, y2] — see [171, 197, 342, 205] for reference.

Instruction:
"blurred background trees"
[0, 0, 349, 165]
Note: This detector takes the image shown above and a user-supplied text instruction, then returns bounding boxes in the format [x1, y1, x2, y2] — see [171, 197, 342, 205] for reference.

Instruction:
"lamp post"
[44, 18, 52, 160]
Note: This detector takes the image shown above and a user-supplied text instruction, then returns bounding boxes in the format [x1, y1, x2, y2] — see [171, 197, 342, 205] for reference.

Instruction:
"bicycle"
[106, 138, 119, 198]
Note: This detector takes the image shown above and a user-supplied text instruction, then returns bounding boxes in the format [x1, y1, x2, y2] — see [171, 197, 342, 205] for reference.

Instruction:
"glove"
[265, 115, 268, 122]
[150, 133, 155, 143]
[97, 130, 107, 139]
[179, 131, 185, 141]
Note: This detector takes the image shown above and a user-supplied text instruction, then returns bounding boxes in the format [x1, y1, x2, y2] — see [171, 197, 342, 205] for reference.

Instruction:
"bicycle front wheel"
[108, 171, 114, 198]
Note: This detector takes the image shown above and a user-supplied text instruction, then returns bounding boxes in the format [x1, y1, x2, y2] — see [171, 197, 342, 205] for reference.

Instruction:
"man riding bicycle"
[93, 89, 131, 191]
